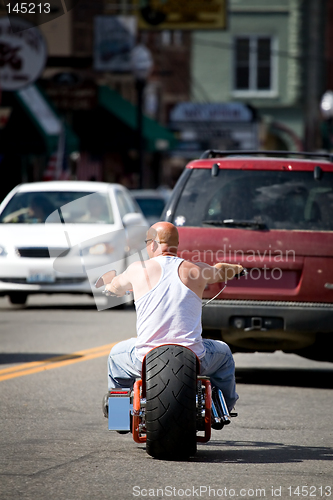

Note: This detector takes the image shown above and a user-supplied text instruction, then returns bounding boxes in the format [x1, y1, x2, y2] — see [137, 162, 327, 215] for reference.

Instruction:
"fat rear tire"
[145, 345, 197, 460]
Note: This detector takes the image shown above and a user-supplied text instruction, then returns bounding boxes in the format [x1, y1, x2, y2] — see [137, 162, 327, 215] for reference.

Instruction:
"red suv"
[162, 151, 333, 362]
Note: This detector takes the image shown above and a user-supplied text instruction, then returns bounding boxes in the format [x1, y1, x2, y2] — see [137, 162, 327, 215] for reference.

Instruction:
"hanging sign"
[134, 0, 227, 30]
[0, 16, 47, 91]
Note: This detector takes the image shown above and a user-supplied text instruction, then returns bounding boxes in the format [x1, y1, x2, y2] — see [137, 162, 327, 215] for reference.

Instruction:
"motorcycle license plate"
[27, 271, 56, 283]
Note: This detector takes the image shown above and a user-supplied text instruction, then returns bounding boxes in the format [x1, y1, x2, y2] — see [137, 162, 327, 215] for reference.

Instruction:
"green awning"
[15, 84, 79, 155]
[98, 85, 177, 152]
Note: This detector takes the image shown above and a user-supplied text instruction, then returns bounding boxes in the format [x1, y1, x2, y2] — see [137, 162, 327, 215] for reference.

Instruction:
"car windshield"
[135, 197, 165, 218]
[172, 169, 333, 231]
[0, 191, 114, 224]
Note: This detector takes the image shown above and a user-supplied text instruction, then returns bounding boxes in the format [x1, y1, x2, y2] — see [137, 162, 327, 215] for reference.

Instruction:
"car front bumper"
[0, 254, 123, 296]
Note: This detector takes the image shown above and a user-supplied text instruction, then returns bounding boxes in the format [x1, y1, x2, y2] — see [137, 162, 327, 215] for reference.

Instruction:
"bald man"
[104, 221, 243, 415]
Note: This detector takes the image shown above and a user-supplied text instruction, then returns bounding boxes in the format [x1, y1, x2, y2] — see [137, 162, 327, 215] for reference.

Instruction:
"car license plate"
[27, 271, 56, 283]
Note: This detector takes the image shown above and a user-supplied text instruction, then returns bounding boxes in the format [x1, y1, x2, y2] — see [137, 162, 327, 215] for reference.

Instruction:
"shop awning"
[15, 84, 79, 154]
[98, 85, 177, 152]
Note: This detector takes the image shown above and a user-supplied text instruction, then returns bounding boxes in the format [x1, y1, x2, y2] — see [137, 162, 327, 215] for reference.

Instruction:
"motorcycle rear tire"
[145, 345, 197, 460]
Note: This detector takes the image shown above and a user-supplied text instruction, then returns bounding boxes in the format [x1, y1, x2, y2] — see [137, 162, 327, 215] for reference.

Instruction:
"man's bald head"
[146, 222, 179, 255]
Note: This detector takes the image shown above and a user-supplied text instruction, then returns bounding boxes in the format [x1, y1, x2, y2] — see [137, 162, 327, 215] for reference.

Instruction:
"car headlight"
[0, 245, 7, 257]
[84, 242, 114, 256]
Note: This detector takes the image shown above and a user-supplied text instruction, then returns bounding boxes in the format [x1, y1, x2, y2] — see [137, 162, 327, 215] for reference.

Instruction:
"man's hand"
[214, 263, 243, 281]
[104, 270, 133, 297]
[104, 278, 125, 297]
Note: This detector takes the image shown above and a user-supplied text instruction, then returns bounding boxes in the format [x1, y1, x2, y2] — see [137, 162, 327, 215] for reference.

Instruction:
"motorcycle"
[95, 267, 246, 460]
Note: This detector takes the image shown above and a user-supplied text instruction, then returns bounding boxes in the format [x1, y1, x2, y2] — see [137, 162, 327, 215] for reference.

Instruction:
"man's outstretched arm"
[105, 267, 133, 297]
[196, 262, 243, 284]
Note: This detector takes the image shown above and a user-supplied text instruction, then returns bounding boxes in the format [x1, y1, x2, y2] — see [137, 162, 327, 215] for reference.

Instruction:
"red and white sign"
[0, 16, 47, 91]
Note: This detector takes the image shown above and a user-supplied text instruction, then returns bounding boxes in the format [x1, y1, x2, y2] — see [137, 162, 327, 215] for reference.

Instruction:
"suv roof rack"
[200, 150, 333, 162]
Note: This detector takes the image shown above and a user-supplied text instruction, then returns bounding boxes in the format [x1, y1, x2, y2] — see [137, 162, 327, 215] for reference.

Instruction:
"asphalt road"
[0, 294, 332, 500]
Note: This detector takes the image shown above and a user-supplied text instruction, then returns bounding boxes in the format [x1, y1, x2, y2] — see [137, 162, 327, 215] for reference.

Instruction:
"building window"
[160, 30, 183, 47]
[161, 30, 171, 46]
[234, 36, 274, 93]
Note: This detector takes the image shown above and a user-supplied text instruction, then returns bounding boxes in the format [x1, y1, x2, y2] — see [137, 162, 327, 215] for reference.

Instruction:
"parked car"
[0, 181, 149, 306]
[130, 189, 169, 226]
[162, 150, 333, 362]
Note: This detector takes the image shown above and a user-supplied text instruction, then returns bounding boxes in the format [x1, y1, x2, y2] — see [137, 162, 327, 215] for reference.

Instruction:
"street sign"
[94, 16, 137, 72]
[169, 102, 259, 156]
[130, 44, 153, 80]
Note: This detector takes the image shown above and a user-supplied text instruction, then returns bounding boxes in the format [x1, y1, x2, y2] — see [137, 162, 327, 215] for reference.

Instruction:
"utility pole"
[131, 44, 153, 189]
[304, 0, 326, 151]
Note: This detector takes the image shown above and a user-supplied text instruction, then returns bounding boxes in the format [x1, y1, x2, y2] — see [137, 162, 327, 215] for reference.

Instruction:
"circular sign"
[130, 44, 153, 81]
[320, 91, 333, 119]
[0, 16, 47, 91]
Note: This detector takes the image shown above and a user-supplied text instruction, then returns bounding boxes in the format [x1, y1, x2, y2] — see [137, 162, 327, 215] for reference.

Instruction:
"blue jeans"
[108, 338, 239, 412]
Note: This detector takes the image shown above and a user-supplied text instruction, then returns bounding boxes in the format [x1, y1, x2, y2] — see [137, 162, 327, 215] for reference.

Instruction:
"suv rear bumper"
[202, 299, 333, 351]
[202, 298, 333, 332]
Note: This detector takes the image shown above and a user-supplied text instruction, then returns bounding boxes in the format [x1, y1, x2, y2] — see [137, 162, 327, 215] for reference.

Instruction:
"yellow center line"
[0, 342, 119, 382]
[0, 343, 116, 376]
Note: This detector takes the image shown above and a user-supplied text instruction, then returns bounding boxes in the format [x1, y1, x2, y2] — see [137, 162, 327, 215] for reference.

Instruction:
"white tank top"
[134, 255, 206, 361]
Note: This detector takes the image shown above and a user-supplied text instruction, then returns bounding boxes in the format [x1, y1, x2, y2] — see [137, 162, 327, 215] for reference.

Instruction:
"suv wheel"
[9, 293, 28, 305]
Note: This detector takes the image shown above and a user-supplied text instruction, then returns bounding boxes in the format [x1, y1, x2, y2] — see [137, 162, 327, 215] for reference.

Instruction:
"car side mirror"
[94, 269, 117, 288]
[122, 212, 143, 227]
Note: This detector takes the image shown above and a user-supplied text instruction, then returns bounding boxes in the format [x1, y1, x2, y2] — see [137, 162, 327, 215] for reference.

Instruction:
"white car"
[0, 181, 149, 306]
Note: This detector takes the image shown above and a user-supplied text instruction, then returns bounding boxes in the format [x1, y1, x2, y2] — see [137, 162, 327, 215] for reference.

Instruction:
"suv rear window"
[172, 169, 333, 231]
